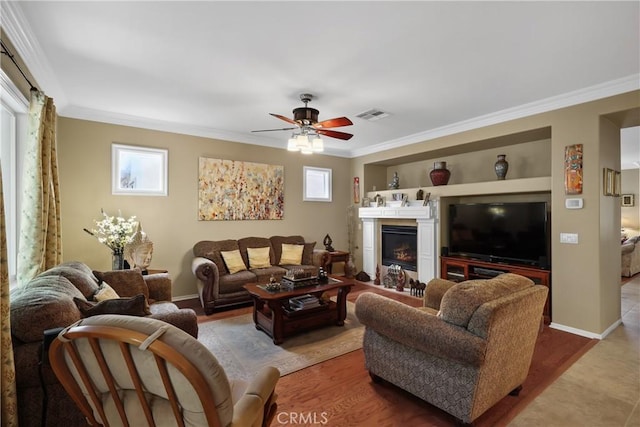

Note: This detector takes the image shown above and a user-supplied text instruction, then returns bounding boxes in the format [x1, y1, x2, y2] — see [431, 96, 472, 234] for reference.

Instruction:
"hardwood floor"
[177, 280, 595, 427]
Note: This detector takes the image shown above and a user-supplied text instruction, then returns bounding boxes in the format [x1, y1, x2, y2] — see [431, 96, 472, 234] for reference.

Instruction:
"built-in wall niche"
[388, 138, 551, 189]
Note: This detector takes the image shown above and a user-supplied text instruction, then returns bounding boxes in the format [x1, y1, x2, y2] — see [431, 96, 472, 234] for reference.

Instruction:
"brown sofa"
[192, 235, 330, 314]
[355, 273, 548, 425]
[10, 261, 198, 427]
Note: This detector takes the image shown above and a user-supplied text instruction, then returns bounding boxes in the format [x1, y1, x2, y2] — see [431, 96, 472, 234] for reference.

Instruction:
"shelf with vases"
[365, 176, 551, 201]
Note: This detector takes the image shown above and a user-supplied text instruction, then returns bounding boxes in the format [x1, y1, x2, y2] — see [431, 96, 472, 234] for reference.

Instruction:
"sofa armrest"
[622, 242, 635, 255]
[143, 273, 172, 302]
[148, 306, 198, 339]
[423, 278, 457, 310]
[355, 292, 486, 367]
[192, 257, 220, 305]
[312, 249, 330, 269]
[232, 366, 280, 426]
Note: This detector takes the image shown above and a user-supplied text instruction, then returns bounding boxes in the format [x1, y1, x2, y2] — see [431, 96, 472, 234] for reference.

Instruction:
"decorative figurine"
[410, 279, 426, 297]
[374, 265, 381, 285]
[416, 188, 424, 200]
[388, 171, 400, 189]
[318, 267, 328, 284]
[123, 223, 153, 273]
[395, 266, 407, 292]
[323, 234, 335, 252]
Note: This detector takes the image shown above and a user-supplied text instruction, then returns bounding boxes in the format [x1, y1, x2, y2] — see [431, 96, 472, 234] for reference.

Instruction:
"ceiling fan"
[252, 93, 354, 141]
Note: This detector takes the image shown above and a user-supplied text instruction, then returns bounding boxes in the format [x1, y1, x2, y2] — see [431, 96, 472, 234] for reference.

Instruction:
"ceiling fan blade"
[313, 117, 353, 129]
[317, 129, 353, 140]
[269, 113, 298, 125]
[252, 127, 297, 133]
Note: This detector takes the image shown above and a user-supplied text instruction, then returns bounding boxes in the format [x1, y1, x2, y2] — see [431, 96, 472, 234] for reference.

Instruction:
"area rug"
[197, 302, 363, 381]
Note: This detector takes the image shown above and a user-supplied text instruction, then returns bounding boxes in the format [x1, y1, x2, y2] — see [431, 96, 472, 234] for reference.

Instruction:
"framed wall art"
[112, 143, 168, 196]
[198, 158, 284, 220]
[603, 168, 618, 196]
[622, 194, 635, 207]
[564, 144, 583, 195]
[614, 171, 621, 197]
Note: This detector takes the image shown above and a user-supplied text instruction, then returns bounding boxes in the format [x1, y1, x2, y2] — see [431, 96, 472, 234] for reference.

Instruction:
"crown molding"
[0, 69, 28, 112]
[60, 105, 349, 157]
[350, 74, 640, 158]
[1, 1, 67, 106]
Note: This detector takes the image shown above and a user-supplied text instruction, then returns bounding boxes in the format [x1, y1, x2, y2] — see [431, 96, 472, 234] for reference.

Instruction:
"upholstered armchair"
[355, 273, 548, 425]
[50, 314, 280, 427]
[622, 235, 640, 277]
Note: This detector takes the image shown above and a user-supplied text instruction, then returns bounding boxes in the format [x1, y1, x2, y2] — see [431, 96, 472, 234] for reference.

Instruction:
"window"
[1, 71, 28, 286]
[303, 166, 332, 202]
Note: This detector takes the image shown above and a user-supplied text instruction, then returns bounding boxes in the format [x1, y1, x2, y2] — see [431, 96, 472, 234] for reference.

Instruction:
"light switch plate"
[560, 233, 579, 244]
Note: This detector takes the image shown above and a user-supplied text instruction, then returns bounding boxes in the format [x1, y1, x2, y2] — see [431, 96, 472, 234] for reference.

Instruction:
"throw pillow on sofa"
[247, 247, 272, 269]
[93, 269, 149, 300]
[281, 243, 304, 265]
[93, 282, 120, 301]
[220, 249, 247, 274]
[74, 294, 151, 317]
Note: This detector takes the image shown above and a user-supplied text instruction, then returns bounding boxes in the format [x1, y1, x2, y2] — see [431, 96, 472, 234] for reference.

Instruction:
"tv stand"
[440, 256, 551, 324]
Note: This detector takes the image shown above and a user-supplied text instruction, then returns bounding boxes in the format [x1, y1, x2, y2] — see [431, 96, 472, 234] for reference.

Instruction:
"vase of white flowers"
[84, 210, 138, 270]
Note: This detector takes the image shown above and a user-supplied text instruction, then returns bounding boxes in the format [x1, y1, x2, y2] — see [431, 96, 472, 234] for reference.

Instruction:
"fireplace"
[381, 225, 418, 271]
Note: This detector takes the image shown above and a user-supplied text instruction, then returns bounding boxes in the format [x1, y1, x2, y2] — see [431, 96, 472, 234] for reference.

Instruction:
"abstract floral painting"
[198, 158, 284, 220]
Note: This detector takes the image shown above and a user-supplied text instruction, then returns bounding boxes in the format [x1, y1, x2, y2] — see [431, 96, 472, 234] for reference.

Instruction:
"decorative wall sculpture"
[198, 158, 284, 220]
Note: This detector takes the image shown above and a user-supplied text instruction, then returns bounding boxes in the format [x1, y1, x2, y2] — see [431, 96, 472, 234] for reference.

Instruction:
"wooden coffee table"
[243, 277, 354, 344]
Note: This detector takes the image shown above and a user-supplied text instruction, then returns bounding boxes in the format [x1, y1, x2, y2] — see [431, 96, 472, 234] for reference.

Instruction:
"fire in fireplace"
[381, 225, 418, 271]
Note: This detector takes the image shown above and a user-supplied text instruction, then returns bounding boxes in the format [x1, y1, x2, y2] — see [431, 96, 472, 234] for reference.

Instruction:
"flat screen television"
[448, 202, 550, 269]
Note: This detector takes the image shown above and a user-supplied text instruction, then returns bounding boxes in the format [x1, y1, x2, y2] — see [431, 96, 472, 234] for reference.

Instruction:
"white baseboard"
[550, 318, 622, 340]
[172, 293, 199, 302]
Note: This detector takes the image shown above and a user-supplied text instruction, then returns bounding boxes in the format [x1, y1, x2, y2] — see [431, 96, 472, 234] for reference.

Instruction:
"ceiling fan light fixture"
[312, 137, 324, 152]
[295, 134, 309, 149]
[287, 136, 299, 151]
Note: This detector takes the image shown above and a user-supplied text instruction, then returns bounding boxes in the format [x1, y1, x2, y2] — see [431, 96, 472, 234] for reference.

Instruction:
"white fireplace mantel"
[358, 202, 439, 283]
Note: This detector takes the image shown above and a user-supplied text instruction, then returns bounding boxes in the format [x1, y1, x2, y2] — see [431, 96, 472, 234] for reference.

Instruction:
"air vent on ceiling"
[355, 108, 390, 121]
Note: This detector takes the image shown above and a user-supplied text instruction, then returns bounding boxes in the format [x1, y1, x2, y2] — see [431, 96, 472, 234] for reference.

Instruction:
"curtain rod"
[0, 39, 38, 92]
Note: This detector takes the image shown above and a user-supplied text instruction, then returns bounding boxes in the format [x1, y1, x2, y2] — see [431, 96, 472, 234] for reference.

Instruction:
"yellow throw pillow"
[93, 282, 120, 302]
[247, 247, 272, 269]
[281, 243, 304, 265]
[221, 249, 248, 274]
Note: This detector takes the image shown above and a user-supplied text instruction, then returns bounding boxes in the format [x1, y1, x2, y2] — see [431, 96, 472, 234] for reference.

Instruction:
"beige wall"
[57, 118, 351, 298]
[352, 91, 640, 335]
[621, 168, 640, 230]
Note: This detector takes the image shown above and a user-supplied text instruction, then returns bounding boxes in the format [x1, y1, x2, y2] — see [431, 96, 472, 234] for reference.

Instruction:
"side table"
[144, 268, 168, 275]
[326, 251, 350, 274]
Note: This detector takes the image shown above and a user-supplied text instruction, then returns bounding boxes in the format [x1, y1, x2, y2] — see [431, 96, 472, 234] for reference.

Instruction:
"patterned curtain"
[0, 165, 18, 426]
[16, 90, 61, 285]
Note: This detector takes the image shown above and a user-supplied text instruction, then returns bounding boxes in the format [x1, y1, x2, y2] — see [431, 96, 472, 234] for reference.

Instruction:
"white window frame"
[1, 70, 28, 287]
[303, 166, 332, 202]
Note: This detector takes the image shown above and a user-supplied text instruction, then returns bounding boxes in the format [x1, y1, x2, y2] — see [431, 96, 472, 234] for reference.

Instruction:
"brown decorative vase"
[344, 255, 356, 279]
[494, 154, 509, 180]
[429, 161, 451, 186]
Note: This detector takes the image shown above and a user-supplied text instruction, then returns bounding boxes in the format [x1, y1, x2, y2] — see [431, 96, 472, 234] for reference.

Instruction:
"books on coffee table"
[289, 294, 321, 311]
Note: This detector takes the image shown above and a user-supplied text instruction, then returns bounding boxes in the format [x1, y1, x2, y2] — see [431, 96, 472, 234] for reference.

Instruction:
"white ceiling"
[2, 1, 639, 159]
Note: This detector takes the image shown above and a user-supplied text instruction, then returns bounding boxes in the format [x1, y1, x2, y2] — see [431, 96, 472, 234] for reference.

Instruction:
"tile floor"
[510, 276, 640, 427]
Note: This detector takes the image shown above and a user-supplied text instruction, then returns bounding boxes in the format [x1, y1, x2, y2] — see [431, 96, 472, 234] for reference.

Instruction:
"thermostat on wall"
[565, 198, 584, 209]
